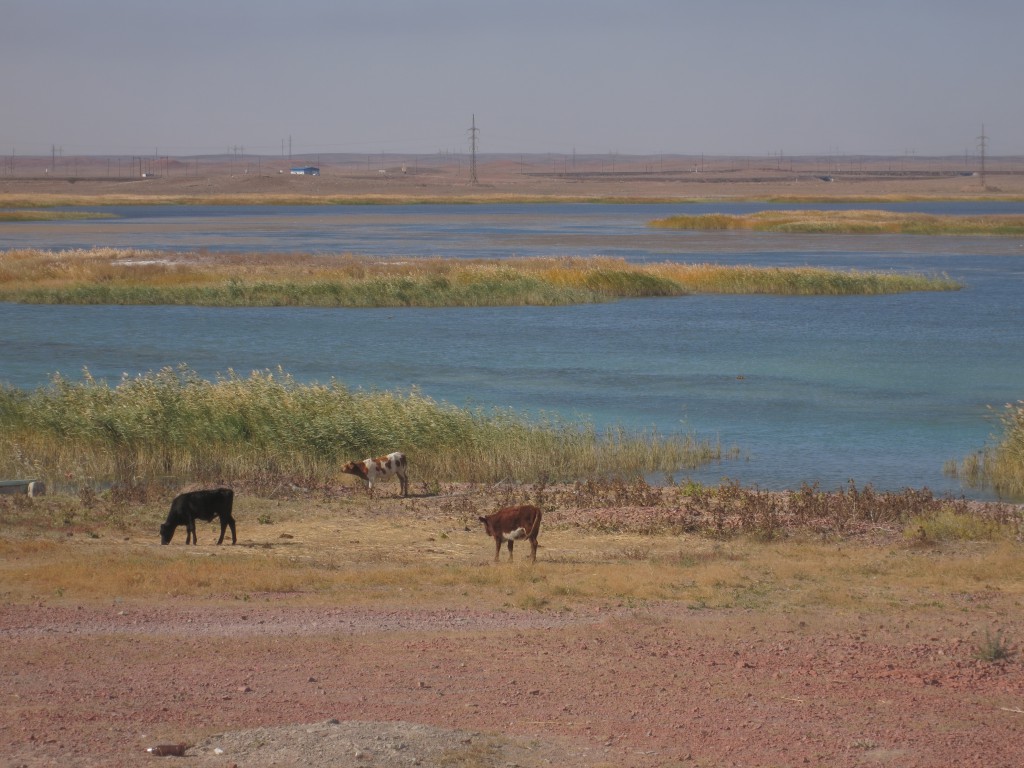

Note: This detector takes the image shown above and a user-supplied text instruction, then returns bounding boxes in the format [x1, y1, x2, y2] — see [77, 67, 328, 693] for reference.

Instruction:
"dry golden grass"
[2, 486, 1020, 616]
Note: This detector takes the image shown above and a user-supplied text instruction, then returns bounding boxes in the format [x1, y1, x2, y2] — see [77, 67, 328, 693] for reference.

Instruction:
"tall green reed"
[950, 401, 1024, 500]
[0, 366, 721, 492]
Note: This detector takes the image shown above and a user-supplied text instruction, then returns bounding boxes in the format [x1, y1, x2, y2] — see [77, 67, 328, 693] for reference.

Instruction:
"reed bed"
[0, 249, 958, 306]
[650, 209, 1024, 236]
[949, 401, 1024, 500]
[0, 366, 721, 492]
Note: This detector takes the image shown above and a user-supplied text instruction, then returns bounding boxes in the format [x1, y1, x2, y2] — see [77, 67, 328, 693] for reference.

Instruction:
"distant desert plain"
[3, 153, 1024, 202]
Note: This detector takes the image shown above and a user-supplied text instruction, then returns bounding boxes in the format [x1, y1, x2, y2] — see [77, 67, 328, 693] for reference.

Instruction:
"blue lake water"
[2, 202, 1023, 499]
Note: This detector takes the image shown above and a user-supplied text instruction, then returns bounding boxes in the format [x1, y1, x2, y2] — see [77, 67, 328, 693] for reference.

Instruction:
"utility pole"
[977, 124, 988, 189]
[468, 114, 479, 184]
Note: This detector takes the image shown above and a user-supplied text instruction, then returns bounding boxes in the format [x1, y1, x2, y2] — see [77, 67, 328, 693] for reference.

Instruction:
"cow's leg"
[507, 540, 514, 562]
[493, 537, 502, 562]
[529, 537, 538, 562]
[399, 472, 408, 497]
[187, 516, 197, 545]
[215, 514, 237, 545]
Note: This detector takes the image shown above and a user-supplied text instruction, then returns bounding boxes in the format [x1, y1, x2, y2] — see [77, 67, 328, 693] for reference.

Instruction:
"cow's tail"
[526, 506, 542, 539]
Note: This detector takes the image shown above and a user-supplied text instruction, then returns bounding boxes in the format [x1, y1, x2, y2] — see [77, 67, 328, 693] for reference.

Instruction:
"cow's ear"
[478, 516, 487, 524]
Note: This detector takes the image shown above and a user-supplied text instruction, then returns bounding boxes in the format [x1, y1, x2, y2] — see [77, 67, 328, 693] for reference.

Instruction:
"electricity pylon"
[468, 114, 479, 184]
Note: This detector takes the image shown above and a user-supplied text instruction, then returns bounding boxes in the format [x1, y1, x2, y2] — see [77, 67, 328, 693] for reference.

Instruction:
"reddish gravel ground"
[3, 598, 1022, 767]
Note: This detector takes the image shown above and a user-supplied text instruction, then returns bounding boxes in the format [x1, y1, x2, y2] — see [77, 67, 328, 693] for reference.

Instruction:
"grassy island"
[0, 209, 115, 222]
[0, 249, 959, 307]
[650, 209, 1024, 236]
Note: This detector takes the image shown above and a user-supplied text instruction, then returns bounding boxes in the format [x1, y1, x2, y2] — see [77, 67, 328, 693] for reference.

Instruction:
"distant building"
[290, 166, 320, 176]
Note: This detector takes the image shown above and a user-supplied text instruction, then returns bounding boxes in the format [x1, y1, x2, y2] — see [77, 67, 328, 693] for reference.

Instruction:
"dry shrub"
[545, 477, 1019, 542]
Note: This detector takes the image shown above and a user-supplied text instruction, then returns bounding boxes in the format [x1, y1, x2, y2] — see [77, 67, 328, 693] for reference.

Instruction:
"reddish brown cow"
[478, 504, 542, 563]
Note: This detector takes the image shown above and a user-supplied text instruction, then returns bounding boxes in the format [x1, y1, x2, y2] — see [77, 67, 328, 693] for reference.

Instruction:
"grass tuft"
[974, 628, 1013, 662]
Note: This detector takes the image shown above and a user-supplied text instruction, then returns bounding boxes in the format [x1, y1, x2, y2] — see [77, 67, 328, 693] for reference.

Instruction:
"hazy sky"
[4, 0, 1022, 157]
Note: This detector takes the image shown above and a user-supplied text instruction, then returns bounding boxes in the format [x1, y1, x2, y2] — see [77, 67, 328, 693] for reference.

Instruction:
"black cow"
[160, 487, 236, 545]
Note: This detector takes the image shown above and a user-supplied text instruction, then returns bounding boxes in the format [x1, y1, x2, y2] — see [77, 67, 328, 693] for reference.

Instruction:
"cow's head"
[159, 522, 175, 545]
[340, 461, 368, 480]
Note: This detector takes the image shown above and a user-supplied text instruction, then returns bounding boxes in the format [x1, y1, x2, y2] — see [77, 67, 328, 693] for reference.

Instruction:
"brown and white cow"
[478, 504, 542, 562]
[341, 451, 409, 497]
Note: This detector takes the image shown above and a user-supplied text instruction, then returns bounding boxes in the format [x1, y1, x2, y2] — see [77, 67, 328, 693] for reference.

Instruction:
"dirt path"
[3, 597, 1023, 767]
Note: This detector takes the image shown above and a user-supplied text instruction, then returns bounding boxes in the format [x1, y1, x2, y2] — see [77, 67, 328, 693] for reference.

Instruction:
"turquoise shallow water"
[2, 202, 1023, 499]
